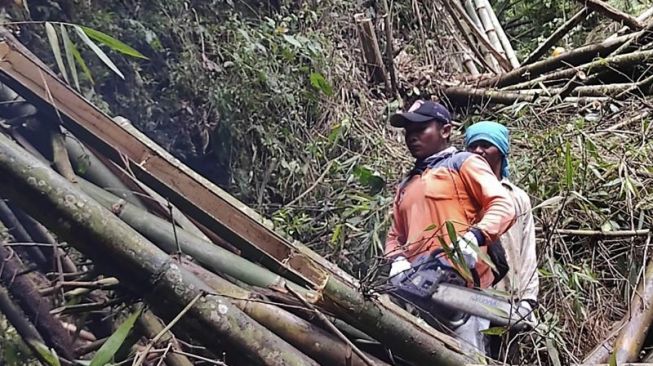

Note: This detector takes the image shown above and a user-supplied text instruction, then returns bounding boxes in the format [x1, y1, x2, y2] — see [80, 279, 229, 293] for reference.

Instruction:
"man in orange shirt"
[386, 100, 515, 356]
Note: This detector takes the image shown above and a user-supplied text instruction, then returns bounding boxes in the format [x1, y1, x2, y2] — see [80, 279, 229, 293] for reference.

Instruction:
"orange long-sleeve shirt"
[385, 147, 516, 287]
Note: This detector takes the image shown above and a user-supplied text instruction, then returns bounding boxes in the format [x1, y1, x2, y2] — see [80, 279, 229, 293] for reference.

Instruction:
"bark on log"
[523, 7, 592, 65]
[0, 133, 319, 366]
[184, 259, 389, 366]
[0, 284, 45, 347]
[77, 178, 313, 298]
[0, 242, 74, 360]
[573, 0, 644, 30]
[479, 33, 633, 87]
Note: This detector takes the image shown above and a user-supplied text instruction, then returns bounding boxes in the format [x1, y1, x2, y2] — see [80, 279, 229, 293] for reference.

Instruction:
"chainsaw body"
[391, 253, 535, 331]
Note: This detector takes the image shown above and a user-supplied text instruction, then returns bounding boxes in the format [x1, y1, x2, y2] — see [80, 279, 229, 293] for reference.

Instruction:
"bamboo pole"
[463, 0, 499, 70]
[452, 0, 511, 71]
[573, 0, 644, 30]
[137, 311, 194, 366]
[611, 256, 653, 362]
[76, 178, 314, 298]
[0, 242, 74, 360]
[482, 0, 519, 68]
[504, 49, 653, 90]
[442, 0, 492, 74]
[479, 33, 633, 87]
[473, 0, 511, 68]
[523, 7, 592, 65]
[379, 0, 398, 94]
[183, 258, 389, 366]
[0, 132, 319, 366]
[0, 198, 48, 268]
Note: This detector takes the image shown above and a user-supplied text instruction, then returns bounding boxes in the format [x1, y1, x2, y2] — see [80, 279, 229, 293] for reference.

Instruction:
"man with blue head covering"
[465, 121, 539, 321]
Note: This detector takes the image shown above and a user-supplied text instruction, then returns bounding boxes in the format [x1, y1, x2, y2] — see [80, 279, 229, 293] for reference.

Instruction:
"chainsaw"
[390, 252, 536, 331]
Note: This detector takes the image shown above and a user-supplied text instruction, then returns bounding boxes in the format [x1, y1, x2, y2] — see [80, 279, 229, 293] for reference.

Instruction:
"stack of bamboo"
[442, 1, 653, 108]
[0, 36, 473, 365]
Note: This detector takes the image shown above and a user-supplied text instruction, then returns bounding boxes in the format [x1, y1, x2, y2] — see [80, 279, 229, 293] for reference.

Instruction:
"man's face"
[467, 140, 502, 172]
[404, 120, 451, 159]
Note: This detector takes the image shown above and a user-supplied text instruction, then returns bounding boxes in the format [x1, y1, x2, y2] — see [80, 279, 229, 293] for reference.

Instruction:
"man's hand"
[389, 256, 411, 277]
[456, 231, 479, 268]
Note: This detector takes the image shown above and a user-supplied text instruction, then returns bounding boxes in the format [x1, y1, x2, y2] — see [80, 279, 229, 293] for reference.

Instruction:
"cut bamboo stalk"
[0, 132, 319, 366]
[473, 0, 506, 58]
[183, 258, 389, 366]
[460, 0, 502, 74]
[610, 255, 653, 362]
[442, 0, 492, 74]
[0, 242, 74, 360]
[482, 0, 519, 68]
[479, 33, 633, 87]
[608, 6, 653, 39]
[76, 178, 314, 298]
[137, 311, 194, 366]
[354, 14, 390, 89]
[504, 49, 653, 90]
[573, 0, 644, 30]
[444, 85, 610, 106]
[0, 198, 48, 268]
[523, 7, 592, 65]
[475, 0, 519, 69]
[451, 0, 512, 71]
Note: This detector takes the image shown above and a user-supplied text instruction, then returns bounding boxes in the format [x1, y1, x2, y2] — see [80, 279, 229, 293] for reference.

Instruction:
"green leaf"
[564, 141, 573, 188]
[80, 26, 148, 59]
[481, 326, 507, 336]
[45, 22, 69, 84]
[444, 221, 458, 244]
[60, 25, 80, 91]
[282, 34, 302, 48]
[352, 166, 385, 194]
[424, 223, 437, 231]
[90, 306, 143, 366]
[608, 351, 617, 366]
[28, 340, 61, 366]
[69, 39, 94, 84]
[74, 25, 125, 79]
[309, 72, 333, 96]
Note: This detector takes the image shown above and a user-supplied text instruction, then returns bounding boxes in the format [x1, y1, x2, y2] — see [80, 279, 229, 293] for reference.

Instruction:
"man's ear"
[440, 123, 452, 139]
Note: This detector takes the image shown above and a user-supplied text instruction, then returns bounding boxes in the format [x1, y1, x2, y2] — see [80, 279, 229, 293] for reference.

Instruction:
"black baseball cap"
[390, 100, 452, 127]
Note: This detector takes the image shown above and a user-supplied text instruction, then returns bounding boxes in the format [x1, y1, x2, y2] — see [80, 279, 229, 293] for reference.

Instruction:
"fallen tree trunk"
[573, 0, 644, 30]
[444, 85, 609, 106]
[479, 33, 633, 87]
[0, 132, 319, 366]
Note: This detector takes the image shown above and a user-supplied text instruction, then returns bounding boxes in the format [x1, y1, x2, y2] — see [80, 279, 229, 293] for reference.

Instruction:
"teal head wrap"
[464, 121, 510, 178]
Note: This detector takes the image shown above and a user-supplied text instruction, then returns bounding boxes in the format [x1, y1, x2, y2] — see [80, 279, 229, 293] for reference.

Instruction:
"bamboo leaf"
[565, 141, 573, 188]
[28, 340, 61, 366]
[80, 26, 148, 59]
[309, 72, 333, 96]
[608, 351, 617, 366]
[69, 39, 94, 84]
[532, 195, 564, 210]
[45, 22, 69, 84]
[480, 326, 507, 336]
[424, 223, 437, 231]
[74, 25, 125, 79]
[60, 25, 80, 90]
[90, 306, 143, 366]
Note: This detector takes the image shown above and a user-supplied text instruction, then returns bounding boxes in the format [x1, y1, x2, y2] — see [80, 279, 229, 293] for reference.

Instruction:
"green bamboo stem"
[137, 311, 194, 366]
[0, 133, 318, 366]
[77, 178, 313, 298]
[182, 258, 389, 366]
[322, 276, 471, 365]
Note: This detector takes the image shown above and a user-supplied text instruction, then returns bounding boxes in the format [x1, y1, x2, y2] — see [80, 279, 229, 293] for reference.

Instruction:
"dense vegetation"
[1, 0, 653, 364]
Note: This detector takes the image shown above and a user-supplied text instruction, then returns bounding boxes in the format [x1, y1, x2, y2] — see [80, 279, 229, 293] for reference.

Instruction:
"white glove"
[389, 256, 411, 277]
[456, 231, 479, 268]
